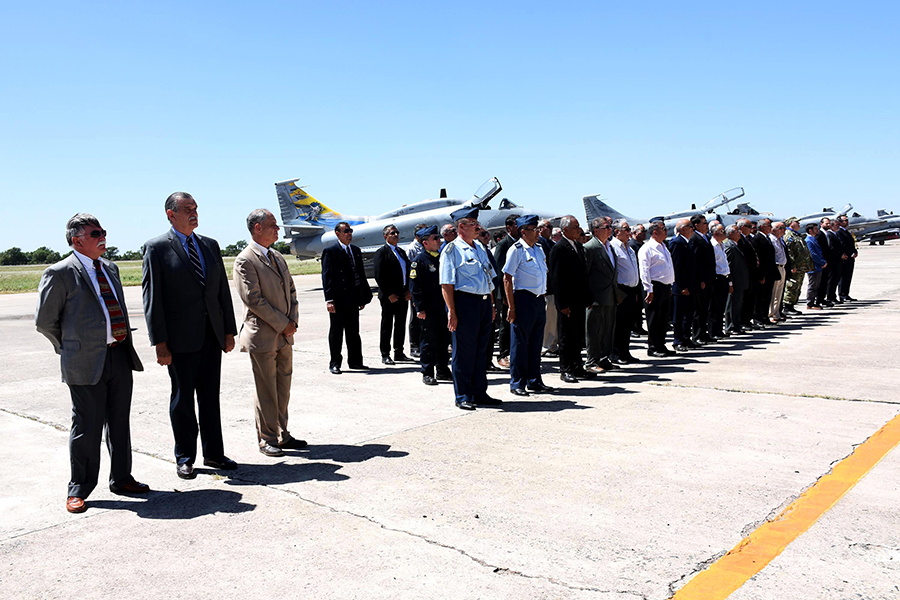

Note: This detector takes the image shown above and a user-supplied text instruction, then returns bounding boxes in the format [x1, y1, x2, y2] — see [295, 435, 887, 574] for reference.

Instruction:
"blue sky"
[2, 1, 897, 253]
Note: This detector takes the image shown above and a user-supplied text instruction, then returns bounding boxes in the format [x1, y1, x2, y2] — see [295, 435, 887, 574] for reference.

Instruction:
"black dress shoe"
[844, 296, 857, 302]
[109, 480, 150, 495]
[573, 368, 597, 379]
[436, 369, 453, 381]
[393, 353, 413, 362]
[510, 388, 530, 397]
[381, 356, 395, 365]
[457, 401, 476, 411]
[822, 301, 835, 308]
[648, 350, 668, 358]
[176, 463, 195, 479]
[423, 375, 437, 386]
[477, 396, 503, 405]
[410, 346, 420, 357]
[684, 341, 701, 349]
[348, 364, 370, 370]
[528, 383, 556, 393]
[203, 456, 238, 470]
[560, 372, 579, 383]
[278, 438, 308, 449]
[623, 355, 641, 363]
[259, 443, 284, 457]
[485, 364, 502, 372]
[329, 365, 342, 375]
[673, 344, 689, 353]
[612, 357, 630, 365]
[597, 359, 620, 370]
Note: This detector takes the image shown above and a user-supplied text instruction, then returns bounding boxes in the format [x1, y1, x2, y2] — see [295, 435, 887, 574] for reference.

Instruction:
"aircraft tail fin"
[582, 194, 631, 224]
[275, 179, 345, 227]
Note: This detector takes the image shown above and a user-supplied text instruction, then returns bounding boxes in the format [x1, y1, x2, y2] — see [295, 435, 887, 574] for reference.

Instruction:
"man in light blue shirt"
[502, 214, 554, 395]
[610, 219, 641, 363]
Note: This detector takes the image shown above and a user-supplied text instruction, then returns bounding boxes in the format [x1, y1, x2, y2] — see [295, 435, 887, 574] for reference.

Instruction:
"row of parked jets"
[274, 177, 899, 274]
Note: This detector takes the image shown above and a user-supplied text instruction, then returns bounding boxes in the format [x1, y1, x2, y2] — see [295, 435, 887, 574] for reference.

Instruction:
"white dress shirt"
[611, 238, 639, 287]
[73, 249, 119, 344]
[769, 233, 787, 265]
[710, 238, 731, 278]
[637, 238, 675, 289]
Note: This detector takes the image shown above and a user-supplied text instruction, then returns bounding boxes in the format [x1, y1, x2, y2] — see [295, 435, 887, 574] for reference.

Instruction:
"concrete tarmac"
[1, 243, 898, 599]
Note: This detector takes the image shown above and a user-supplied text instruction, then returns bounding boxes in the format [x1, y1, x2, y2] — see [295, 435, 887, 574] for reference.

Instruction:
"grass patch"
[0, 257, 322, 294]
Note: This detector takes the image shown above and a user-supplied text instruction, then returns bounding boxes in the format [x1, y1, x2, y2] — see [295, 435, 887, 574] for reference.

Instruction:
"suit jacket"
[493, 234, 517, 299]
[373, 243, 410, 300]
[321, 242, 373, 307]
[824, 229, 846, 261]
[142, 230, 237, 354]
[36, 254, 143, 385]
[738, 234, 760, 281]
[549, 238, 591, 311]
[583, 236, 619, 306]
[689, 231, 716, 289]
[668, 235, 697, 294]
[723, 239, 750, 292]
[234, 245, 298, 354]
[751, 232, 778, 282]
[837, 228, 857, 257]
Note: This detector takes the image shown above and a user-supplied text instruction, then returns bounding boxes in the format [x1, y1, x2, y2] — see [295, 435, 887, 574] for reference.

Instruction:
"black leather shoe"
[381, 356, 395, 365]
[560, 372, 579, 383]
[348, 364, 370, 370]
[612, 357, 630, 365]
[423, 375, 437, 386]
[673, 344, 689, 353]
[259, 443, 284, 457]
[844, 296, 857, 302]
[684, 341, 701, 349]
[622, 355, 641, 363]
[573, 368, 597, 379]
[393, 353, 413, 362]
[436, 369, 453, 381]
[822, 301, 835, 308]
[109, 480, 150, 495]
[485, 363, 502, 372]
[597, 359, 620, 370]
[457, 401, 476, 411]
[528, 383, 556, 393]
[203, 456, 238, 470]
[410, 346, 420, 357]
[648, 350, 668, 358]
[330, 365, 342, 374]
[176, 463, 195, 479]
[477, 396, 503, 405]
[510, 388, 530, 397]
[278, 438, 308, 449]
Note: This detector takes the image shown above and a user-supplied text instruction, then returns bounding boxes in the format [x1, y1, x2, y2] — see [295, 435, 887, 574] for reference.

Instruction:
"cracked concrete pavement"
[1, 242, 898, 599]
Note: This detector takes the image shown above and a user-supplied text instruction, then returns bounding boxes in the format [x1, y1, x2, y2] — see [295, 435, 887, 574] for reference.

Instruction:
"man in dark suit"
[584, 216, 619, 372]
[322, 221, 373, 373]
[723, 225, 749, 334]
[373, 224, 412, 365]
[751, 219, 777, 326]
[36, 214, 149, 513]
[548, 215, 593, 383]
[689, 214, 717, 343]
[492, 215, 520, 368]
[836, 215, 858, 301]
[143, 192, 238, 480]
[815, 217, 841, 307]
[736, 219, 762, 329]
[826, 217, 849, 303]
[668, 219, 697, 352]
[629, 224, 648, 335]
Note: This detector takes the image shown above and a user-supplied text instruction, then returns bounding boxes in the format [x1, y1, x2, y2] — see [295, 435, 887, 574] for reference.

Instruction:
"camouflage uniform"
[783, 227, 813, 306]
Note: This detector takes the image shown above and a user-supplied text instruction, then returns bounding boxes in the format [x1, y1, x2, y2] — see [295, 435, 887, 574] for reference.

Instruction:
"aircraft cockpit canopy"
[471, 177, 503, 209]
[498, 198, 519, 210]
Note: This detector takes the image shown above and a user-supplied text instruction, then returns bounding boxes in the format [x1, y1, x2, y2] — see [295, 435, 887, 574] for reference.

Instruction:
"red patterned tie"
[93, 260, 127, 342]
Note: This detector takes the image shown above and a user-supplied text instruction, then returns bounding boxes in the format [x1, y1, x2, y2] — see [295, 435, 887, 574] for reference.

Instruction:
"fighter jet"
[852, 209, 900, 245]
[275, 176, 561, 274]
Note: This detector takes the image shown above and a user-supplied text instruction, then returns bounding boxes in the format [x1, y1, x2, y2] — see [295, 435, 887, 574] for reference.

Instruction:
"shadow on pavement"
[296, 443, 409, 463]
[222, 461, 350, 485]
[90, 488, 255, 519]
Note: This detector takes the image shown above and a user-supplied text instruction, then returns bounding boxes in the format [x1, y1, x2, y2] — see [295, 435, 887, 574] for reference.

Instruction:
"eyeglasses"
[387, 231, 399, 236]
[340, 228, 353, 234]
[80, 229, 107, 238]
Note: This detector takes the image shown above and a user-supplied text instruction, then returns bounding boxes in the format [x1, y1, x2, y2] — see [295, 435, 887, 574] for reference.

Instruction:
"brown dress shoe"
[109, 480, 151, 495]
[66, 497, 86, 513]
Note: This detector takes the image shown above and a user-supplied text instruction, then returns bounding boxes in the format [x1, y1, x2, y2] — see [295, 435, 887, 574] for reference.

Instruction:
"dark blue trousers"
[419, 310, 450, 378]
[672, 292, 694, 346]
[510, 290, 546, 391]
[451, 292, 493, 405]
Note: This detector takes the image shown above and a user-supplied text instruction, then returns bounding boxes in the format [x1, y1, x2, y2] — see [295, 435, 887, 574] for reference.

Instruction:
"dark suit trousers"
[67, 344, 134, 498]
[450, 292, 492, 404]
[755, 278, 775, 321]
[672, 292, 694, 346]
[498, 301, 511, 359]
[839, 258, 855, 298]
[646, 282, 672, 351]
[419, 310, 449, 378]
[557, 305, 585, 375]
[692, 285, 711, 341]
[408, 299, 421, 348]
[510, 290, 546, 390]
[709, 275, 729, 336]
[328, 302, 363, 368]
[168, 323, 225, 465]
[725, 288, 743, 333]
[742, 282, 757, 326]
[379, 296, 408, 356]
[585, 302, 616, 366]
[614, 284, 639, 359]
[817, 264, 832, 304]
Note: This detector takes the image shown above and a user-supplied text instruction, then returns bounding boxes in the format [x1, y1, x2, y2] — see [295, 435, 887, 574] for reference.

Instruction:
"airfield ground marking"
[671, 411, 900, 600]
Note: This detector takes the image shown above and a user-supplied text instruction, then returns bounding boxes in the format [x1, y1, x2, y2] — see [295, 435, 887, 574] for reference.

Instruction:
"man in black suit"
[668, 219, 697, 352]
[37, 214, 149, 513]
[142, 192, 238, 480]
[321, 221, 373, 374]
[492, 215, 520, 368]
[548, 215, 592, 383]
[373, 224, 412, 365]
[629, 224, 647, 335]
[836, 215, 858, 301]
[751, 219, 778, 326]
[723, 224, 750, 335]
[736, 219, 763, 329]
[825, 217, 849, 303]
[689, 214, 716, 343]
[815, 217, 842, 307]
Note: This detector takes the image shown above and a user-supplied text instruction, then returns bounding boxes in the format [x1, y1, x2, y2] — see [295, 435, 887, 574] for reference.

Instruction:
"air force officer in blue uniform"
[502, 215, 555, 396]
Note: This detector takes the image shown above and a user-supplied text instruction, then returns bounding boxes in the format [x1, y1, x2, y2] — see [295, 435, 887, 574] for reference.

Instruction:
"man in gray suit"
[36, 214, 148, 513]
[142, 192, 238, 480]
[584, 216, 620, 373]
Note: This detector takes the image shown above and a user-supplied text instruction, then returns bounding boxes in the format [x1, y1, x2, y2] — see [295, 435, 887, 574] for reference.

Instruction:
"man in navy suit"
[321, 221, 373, 374]
[688, 214, 717, 343]
[668, 219, 697, 352]
[373, 224, 412, 364]
[142, 192, 238, 480]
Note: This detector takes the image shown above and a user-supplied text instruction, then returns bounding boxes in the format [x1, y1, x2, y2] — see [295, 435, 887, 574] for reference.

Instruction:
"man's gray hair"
[246, 209, 272, 234]
[711, 223, 725, 236]
[440, 223, 456, 236]
[559, 215, 577, 231]
[590, 216, 610, 232]
[612, 218, 629, 232]
[725, 224, 738, 236]
[66, 213, 101, 246]
[647, 221, 666, 236]
[165, 191, 194, 213]
[382, 223, 398, 236]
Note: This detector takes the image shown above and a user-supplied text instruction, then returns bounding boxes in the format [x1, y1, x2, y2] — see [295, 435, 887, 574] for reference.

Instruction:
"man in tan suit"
[234, 209, 305, 457]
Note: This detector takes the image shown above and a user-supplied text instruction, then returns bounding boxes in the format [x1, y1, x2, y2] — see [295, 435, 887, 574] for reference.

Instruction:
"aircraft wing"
[281, 222, 326, 237]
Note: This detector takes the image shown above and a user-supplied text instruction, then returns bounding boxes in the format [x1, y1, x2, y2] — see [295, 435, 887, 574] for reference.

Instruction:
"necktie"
[92, 260, 127, 342]
[267, 249, 284, 281]
[187, 236, 205, 286]
[346, 246, 361, 288]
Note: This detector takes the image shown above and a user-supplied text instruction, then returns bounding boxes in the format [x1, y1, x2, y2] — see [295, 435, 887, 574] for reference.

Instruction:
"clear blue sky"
[2, 1, 898, 253]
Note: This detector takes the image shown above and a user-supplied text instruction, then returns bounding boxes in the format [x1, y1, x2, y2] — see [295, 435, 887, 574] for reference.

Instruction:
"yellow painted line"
[672, 412, 900, 600]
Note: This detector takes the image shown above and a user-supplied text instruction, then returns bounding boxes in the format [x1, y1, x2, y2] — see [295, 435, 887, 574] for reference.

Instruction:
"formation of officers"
[35, 193, 861, 513]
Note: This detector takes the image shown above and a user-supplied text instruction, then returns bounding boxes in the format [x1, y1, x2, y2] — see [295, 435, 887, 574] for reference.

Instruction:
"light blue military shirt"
[439, 237, 495, 295]
[502, 239, 547, 295]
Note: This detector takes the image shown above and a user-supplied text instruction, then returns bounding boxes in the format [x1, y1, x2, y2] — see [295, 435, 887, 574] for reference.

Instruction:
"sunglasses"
[340, 228, 353, 234]
[81, 229, 107, 238]
[387, 231, 399, 235]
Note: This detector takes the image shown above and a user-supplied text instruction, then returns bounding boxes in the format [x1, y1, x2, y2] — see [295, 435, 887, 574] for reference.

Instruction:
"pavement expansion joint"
[641, 382, 897, 405]
[0, 407, 67, 431]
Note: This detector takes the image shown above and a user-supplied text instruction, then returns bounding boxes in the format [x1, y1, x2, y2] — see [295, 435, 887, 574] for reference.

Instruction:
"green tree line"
[0, 241, 293, 265]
